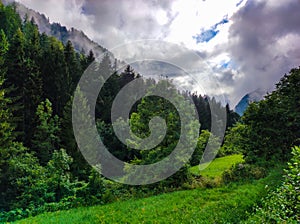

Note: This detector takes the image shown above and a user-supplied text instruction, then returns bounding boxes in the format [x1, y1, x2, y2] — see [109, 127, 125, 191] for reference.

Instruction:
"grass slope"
[190, 154, 244, 178]
[15, 169, 281, 224]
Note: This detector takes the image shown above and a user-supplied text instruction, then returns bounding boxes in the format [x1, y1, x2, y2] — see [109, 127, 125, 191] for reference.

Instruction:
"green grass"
[190, 154, 244, 178]
[14, 168, 282, 224]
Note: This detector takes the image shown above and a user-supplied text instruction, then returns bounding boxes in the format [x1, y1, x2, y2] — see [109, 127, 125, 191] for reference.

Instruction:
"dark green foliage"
[60, 98, 89, 179]
[46, 149, 74, 201]
[40, 36, 69, 115]
[4, 26, 43, 145]
[0, 29, 13, 147]
[0, 2, 107, 220]
[119, 64, 138, 87]
[226, 103, 240, 128]
[4, 28, 26, 140]
[82, 166, 107, 204]
[96, 53, 119, 122]
[94, 64, 238, 167]
[97, 120, 130, 162]
[80, 49, 95, 71]
[190, 93, 239, 132]
[64, 40, 82, 92]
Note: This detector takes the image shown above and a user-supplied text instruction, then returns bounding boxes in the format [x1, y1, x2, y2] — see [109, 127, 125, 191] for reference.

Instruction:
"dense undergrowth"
[14, 168, 283, 224]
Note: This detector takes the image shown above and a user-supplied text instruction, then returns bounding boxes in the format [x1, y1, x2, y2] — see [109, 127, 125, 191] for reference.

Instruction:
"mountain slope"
[2, 0, 112, 58]
[235, 89, 266, 116]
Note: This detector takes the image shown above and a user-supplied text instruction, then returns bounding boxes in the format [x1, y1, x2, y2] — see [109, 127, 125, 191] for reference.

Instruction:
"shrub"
[222, 162, 267, 184]
[246, 146, 300, 223]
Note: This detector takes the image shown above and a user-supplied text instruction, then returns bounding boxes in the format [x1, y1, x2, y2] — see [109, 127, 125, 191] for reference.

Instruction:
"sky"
[12, 0, 300, 107]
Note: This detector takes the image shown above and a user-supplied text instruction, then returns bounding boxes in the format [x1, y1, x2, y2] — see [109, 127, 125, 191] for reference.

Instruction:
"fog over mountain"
[2, 0, 113, 59]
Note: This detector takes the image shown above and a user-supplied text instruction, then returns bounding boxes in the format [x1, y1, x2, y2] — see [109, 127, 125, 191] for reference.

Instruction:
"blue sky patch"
[193, 29, 219, 43]
[220, 61, 230, 69]
[193, 17, 229, 43]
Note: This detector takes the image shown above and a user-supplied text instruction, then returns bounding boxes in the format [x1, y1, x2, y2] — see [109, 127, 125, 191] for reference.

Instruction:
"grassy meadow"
[14, 156, 282, 224]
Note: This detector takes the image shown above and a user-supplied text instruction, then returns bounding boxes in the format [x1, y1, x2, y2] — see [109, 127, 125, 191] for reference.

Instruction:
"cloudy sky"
[13, 0, 300, 107]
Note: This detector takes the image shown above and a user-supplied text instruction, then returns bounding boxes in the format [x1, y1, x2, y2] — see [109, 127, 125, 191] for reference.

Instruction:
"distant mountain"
[2, 0, 113, 59]
[234, 89, 266, 116]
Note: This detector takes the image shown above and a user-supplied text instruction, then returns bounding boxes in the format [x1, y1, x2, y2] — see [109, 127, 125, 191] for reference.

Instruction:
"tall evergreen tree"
[0, 29, 13, 148]
[61, 97, 89, 179]
[4, 28, 27, 141]
[40, 37, 69, 115]
[64, 40, 81, 93]
[5, 27, 43, 145]
[80, 49, 95, 72]
[0, 2, 22, 39]
[96, 53, 118, 122]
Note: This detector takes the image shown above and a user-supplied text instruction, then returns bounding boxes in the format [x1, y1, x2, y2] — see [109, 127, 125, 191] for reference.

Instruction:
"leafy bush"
[218, 123, 246, 157]
[222, 162, 267, 184]
[246, 146, 300, 223]
[190, 130, 220, 166]
[0, 150, 110, 222]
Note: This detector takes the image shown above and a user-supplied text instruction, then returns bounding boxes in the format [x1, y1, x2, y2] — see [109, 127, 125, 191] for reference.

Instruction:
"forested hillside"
[1, 0, 110, 58]
[0, 2, 241, 221]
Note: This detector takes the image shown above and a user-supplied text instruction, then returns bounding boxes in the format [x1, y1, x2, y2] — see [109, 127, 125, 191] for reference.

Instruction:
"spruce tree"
[40, 37, 69, 115]
[0, 29, 14, 148]
[4, 28, 27, 141]
[64, 40, 81, 93]
[61, 97, 89, 179]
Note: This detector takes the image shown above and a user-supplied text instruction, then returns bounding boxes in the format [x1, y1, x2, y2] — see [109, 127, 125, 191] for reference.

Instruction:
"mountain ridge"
[2, 0, 113, 59]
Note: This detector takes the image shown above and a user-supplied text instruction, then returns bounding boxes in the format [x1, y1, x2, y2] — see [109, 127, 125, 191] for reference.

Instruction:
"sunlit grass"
[190, 154, 244, 178]
[15, 167, 282, 224]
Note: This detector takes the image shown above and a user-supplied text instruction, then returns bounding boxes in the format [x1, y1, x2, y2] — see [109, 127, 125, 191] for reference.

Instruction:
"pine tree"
[4, 28, 27, 141]
[64, 40, 81, 93]
[0, 30, 43, 210]
[81, 49, 95, 71]
[61, 97, 89, 179]
[22, 19, 44, 146]
[0, 2, 22, 39]
[95, 53, 118, 122]
[120, 64, 136, 87]
[5, 27, 43, 145]
[0, 28, 14, 148]
[40, 37, 69, 115]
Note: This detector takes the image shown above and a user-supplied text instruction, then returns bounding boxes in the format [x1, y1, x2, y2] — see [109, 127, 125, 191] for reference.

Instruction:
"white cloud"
[13, 0, 300, 108]
[227, 0, 300, 105]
